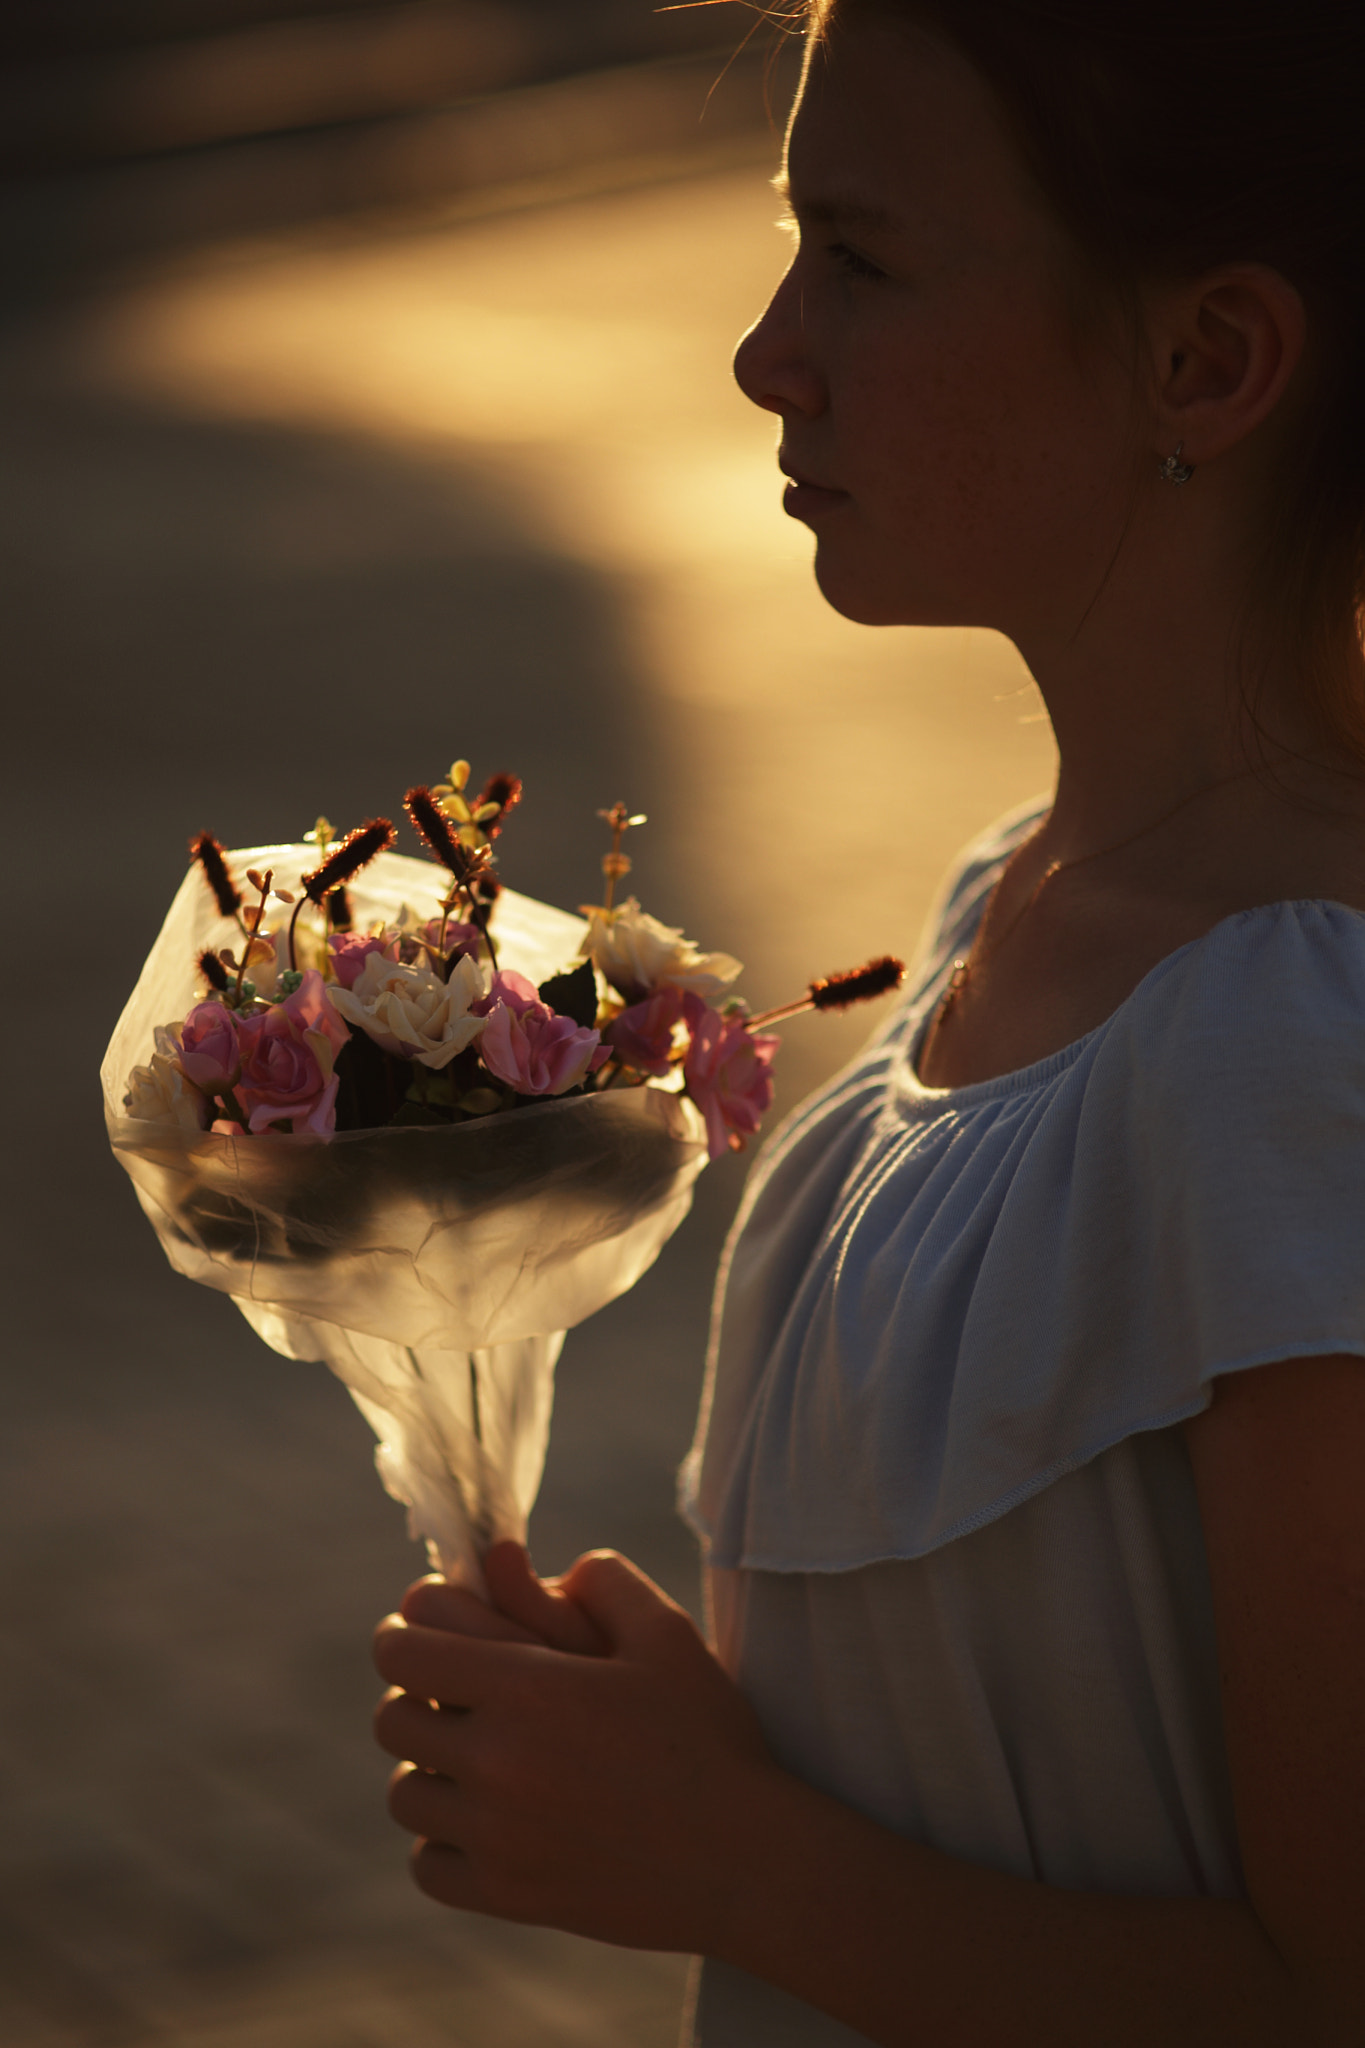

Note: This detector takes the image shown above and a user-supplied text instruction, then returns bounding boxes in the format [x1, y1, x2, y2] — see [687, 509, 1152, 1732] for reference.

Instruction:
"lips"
[779, 452, 842, 493]
[779, 453, 850, 522]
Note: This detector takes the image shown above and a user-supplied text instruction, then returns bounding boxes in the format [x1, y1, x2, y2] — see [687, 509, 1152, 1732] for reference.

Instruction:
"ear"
[1148, 264, 1307, 468]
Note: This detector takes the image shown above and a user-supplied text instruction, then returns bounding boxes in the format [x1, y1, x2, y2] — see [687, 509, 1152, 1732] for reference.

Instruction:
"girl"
[371, 5, 1365, 2042]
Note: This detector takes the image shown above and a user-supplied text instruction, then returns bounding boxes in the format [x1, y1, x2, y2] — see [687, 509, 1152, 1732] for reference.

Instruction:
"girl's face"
[734, 15, 1141, 635]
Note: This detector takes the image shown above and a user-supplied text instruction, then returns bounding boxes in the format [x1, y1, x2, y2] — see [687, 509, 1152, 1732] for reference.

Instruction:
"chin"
[812, 550, 962, 629]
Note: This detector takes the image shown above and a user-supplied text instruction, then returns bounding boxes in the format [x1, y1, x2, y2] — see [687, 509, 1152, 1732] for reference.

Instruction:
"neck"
[1010, 480, 1361, 857]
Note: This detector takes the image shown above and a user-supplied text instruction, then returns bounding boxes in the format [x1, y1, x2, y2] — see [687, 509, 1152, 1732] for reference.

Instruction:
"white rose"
[123, 1051, 210, 1131]
[245, 923, 322, 997]
[328, 951, 488, 1069]
[581, 898, 742, 1002]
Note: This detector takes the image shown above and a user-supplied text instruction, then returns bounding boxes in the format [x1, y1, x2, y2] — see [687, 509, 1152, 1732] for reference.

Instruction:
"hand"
[393, 1540, 611, 1656]
[372, 1548, 777, 1953]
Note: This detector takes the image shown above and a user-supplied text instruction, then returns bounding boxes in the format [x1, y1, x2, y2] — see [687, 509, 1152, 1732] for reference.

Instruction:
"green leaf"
[405, 1062, 457, 1108]
[537, 959, 599, 1029]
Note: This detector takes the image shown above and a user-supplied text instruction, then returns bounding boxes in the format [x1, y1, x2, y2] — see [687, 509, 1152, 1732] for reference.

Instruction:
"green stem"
[468, 1356, 483, 1448]
[746, 996, 813, 1029]
[219, 1086, 248, 1127]
[287, 893, 306, 974]
[234, 871, 273, 999]
[467, 888, 499, 973]
[603, 819, 624, 913]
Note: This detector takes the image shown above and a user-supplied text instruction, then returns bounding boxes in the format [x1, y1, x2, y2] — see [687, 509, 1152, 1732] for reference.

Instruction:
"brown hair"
[795, 0, 1365, 759]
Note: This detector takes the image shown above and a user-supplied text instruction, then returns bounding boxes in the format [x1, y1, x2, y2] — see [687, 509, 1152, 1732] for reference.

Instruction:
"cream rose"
[123, 1050, 211, 1131]
[328, 951, 488, 1069]
[580, 897, 742, 1003]
[246, 922, 322, 998]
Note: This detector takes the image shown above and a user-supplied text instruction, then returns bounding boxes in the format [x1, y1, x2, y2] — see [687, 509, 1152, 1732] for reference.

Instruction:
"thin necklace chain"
[933, 767, 1257, 1029]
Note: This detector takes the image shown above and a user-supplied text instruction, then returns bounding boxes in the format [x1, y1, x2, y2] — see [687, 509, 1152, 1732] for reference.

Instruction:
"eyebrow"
[771, 171, 903, 233]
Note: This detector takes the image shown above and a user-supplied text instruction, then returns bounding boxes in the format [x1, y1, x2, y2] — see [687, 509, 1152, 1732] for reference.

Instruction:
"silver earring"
[1158, 443, 1194, 485]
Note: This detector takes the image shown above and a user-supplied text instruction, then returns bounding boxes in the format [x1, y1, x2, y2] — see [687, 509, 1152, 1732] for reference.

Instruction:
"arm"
[373, 1355, 1365, 2047]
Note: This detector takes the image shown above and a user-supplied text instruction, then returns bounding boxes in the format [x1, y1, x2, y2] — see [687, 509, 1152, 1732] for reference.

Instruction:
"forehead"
[785, 16, 1059, 262]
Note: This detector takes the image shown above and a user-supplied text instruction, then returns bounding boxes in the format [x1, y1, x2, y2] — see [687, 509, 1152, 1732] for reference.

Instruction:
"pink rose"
[682, 998, 779, 1160]
[178, 1000, 241, 1093]
[604, 985, 687, 1077]
[328, 930, 398, 990]
[235, 971, 351, 1135]
[472, 969, 540, 1018]
[476, 971, 604, 1097]
[280, 968, 350, 1060]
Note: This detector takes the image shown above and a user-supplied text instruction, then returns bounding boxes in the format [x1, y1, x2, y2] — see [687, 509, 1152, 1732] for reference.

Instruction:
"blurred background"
[1, 5, 1054, 2044]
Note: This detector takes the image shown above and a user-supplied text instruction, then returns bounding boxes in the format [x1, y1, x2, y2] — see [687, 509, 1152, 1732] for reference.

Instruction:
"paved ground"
[1, 144, 1054, 2048]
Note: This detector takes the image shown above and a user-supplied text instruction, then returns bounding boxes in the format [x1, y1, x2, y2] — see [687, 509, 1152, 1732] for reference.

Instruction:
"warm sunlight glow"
[69, 165, 1051, 1022]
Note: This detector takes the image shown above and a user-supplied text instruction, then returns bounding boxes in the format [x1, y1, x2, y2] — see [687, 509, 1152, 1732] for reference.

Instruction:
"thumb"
[483, 1541, 608, 1656]
[556, 1549, 695, 1653]
[400, 1572, 538, 1644]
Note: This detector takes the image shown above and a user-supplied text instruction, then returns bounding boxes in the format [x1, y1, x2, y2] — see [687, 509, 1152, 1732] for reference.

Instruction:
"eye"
[774, 203, 888, 284]
[830, 242, 886, 283]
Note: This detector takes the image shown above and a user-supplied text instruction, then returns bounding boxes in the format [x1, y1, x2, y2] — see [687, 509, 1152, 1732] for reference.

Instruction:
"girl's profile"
[371, 4, 1365, 2042]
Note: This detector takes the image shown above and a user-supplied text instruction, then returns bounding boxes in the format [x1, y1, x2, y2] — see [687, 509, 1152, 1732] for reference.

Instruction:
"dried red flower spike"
[747, 954, 906, 1031]
[476, 772, 523, 841]
[808, 956, 906, 1011]
[301, 818, 395, 904]
[405, 785, 487, 885]
[189, 831, 242, 918]
[197, 948, 229, 992]
[406, 784, 500, 969]
[328, 887, 354, 931]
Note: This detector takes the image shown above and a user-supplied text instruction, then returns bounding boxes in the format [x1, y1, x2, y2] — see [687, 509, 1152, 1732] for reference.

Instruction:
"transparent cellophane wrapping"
[102, 847, 709, 1592]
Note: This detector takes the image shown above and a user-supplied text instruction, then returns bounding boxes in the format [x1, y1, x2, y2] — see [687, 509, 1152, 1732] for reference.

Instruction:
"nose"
[733, 263, 826, 421]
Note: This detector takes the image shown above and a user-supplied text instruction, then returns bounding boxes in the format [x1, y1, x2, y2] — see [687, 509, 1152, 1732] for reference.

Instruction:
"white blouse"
[680, 804, 1365, 2045]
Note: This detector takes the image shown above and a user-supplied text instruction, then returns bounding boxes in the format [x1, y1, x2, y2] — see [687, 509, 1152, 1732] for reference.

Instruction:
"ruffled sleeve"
[1126, 899, 1365, 1373]
[684, 898, 1365, 1574]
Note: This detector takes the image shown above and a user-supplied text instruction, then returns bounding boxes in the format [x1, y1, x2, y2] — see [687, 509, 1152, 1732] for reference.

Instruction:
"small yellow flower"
[432, 758, 503, 850]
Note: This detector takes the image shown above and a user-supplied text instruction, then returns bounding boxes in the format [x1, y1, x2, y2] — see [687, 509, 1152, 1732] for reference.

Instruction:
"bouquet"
[103, 760, 904, 1590]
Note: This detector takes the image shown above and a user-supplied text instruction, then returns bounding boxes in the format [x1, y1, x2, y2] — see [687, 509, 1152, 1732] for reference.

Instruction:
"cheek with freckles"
[811, 287, 1130, 632]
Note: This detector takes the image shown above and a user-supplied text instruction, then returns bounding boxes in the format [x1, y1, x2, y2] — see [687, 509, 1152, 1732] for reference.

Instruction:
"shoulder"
[1121, 898, 1365, 1107]
[1092, 902, 1365, 1302]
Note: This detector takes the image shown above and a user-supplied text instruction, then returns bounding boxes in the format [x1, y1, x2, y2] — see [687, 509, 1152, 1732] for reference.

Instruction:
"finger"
[401, 1574, 540, 1645]
[557, 1549, 695, 1652]
[373, 1686, 470, 1775]
[483, 1542, 608, 1656]
[373, 1613, 517, 1706]
[387, 1760, 465, 1843]
[411, 1837, 482, 1912]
